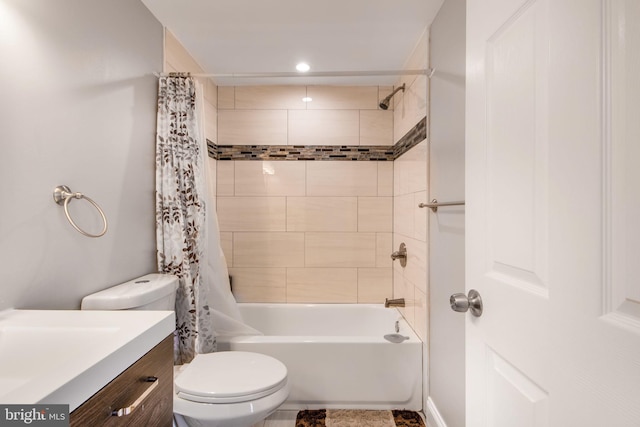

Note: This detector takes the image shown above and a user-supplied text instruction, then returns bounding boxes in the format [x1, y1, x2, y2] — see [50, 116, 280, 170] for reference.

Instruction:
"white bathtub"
[216, 303, 422, 411]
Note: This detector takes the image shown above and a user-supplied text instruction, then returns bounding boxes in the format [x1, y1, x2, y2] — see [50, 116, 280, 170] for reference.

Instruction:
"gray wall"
[0, 0, 163, 310]
[428, 0, 466, 425]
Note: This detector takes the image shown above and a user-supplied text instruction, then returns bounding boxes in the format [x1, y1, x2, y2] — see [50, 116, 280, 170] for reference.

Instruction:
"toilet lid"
[175, 351, 288, 404]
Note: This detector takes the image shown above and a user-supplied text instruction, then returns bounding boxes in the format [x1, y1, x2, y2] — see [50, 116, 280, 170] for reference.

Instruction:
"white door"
[465, 0, 640, 426]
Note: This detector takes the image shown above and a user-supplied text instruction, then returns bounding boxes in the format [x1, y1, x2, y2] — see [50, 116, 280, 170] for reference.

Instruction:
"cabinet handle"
[111, 377, 159, 417]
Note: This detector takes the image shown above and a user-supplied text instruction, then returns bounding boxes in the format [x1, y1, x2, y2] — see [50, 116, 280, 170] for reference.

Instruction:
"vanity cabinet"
[70, 335, 173, 426]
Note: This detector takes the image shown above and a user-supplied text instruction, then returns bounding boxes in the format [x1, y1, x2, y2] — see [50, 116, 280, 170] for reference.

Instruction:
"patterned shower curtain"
[155, 74, 216, 364]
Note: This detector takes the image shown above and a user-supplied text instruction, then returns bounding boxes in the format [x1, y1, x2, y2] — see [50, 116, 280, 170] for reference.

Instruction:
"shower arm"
[384, 84, 406, 101]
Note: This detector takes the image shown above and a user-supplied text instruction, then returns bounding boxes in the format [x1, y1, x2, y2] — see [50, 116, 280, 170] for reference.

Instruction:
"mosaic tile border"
[393, 116, 427, 159]
[215, 145, 395, 161]
[207, 116, 426, 161]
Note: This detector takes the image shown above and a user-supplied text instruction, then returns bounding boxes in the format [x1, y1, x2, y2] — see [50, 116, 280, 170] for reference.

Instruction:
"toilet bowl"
[81, 274, 289, 427]
[173, 351, 290, 427]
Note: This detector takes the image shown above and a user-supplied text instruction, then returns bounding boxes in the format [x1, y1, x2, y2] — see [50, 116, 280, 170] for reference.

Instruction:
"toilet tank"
[81, 273, 178, 311]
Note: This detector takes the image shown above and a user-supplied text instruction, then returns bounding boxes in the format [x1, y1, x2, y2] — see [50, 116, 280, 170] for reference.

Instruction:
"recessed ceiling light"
[296, 62, 310, 72]
[302, 97, 313, 102]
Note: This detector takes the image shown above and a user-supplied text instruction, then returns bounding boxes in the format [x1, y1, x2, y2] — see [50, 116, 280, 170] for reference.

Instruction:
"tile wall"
[216, 161, 394, 303]
[381, 28, 429, 345]
[392, 140, 428, 340]
[391, 28, 430, 412]
[216, 85, 396, 303]
[218, 86, 394, 146]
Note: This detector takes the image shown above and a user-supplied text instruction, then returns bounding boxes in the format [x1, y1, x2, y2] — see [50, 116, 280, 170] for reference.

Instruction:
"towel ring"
[53, 185, 108, 238]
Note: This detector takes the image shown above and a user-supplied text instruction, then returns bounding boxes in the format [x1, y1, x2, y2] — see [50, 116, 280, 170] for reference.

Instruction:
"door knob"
[450, 289, 483, 317]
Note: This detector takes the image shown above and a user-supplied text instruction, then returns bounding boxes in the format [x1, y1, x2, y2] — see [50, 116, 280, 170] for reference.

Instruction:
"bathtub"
[216, 303, 422, 410]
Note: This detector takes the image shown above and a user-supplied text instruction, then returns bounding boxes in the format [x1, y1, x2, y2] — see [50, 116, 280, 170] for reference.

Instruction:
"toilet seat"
[175, 351, 288, 404]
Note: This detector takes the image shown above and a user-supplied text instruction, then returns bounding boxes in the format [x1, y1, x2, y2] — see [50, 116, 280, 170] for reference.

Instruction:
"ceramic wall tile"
[413, 287, 428, 342]
[393, 267, 416, 327]
[393, 156, 403, 196]
[286, 197, 357, 232]
[286, 268, 358, 303]
[234, 161, 306, 196]
[235, 86, 307, 110]
[205, 80, 218, 109]
[231, 286, 287, 303]
[217, 197, 286, 231]
[394, 75, 428, 144]
[357, 268, 392, 303]
[233, 232, 305, 267]
[218, 110, 288, 145]
[216, 160, 235, 196]
[209, 80, 434, 307]
[306, 86, 378, 110]
[204, 100, 217, 143]
[394, 193, 416, 239]
[218, 86, 235, 109]
[220, 232, 233, 267]
[377, 161, 394, 196]
[376, 233, 393, 268]
[360, 110, 393, 146]
[306, 162, 378, 196]
[394, 140, 427, 196]
[358, 197, 392, 232]
[408, 240, 428, 295]
[394, 235, 427, 295]
[288, 110, 359, 146]
[390, 52, 430, 331]
[228, 267, 286, 288]
[414, 191, 428, 242]
[305, 232, 376, 267]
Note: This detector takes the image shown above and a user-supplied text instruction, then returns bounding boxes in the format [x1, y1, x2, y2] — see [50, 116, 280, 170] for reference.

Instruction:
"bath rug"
[295, 409, 425, 427]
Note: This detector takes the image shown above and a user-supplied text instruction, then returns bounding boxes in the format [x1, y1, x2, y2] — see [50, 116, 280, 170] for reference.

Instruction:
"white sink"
[0, 309, 174, 411]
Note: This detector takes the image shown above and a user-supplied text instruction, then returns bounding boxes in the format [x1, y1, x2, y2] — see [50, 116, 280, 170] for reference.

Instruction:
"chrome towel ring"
[53, 185, 108, 238]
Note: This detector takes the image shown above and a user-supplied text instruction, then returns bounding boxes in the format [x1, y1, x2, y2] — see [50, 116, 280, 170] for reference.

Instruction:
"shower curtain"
[155, 74, 215, 364]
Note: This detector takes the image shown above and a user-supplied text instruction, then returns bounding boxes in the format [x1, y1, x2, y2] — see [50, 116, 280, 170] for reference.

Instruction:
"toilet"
[81, 273, 289, 427]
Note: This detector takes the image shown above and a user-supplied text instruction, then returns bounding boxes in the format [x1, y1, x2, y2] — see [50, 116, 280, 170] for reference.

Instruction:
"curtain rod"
[154, 69, 431, 78]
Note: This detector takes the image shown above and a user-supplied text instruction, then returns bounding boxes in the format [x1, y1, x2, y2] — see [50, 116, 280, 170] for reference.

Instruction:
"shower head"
[379, 83, 406, 110]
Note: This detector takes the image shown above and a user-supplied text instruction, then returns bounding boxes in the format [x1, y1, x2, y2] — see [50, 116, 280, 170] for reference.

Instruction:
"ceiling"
[141, 0, 444, 86]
